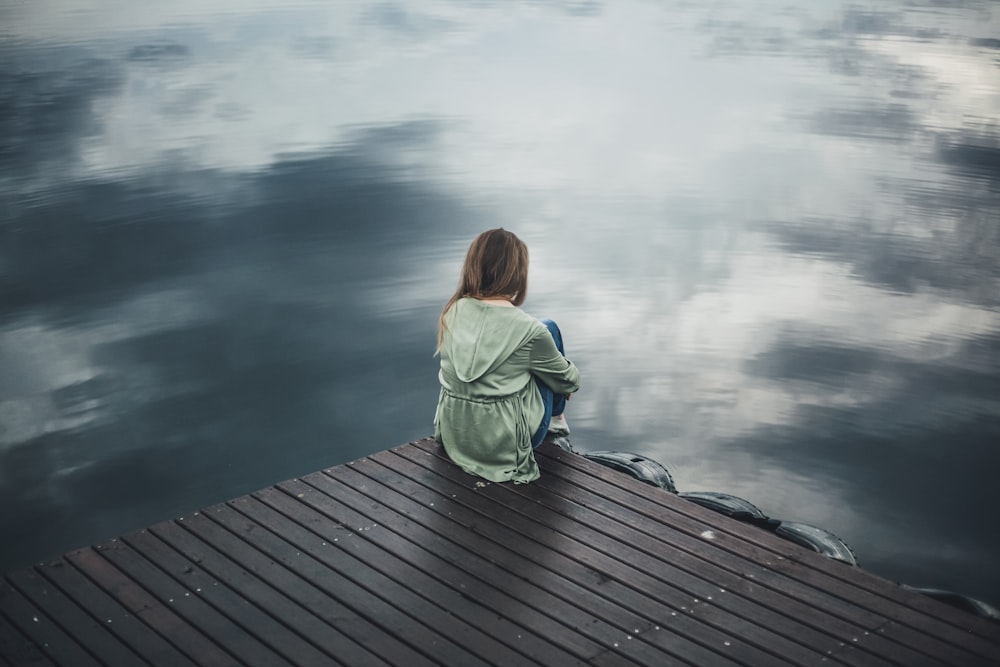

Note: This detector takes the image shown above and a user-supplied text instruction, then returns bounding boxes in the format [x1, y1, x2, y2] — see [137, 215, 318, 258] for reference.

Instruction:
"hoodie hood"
[442, 298, 540, 383]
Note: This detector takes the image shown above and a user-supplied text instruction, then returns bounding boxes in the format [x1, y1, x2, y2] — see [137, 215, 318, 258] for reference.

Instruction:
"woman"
[434, 228, 580, 484]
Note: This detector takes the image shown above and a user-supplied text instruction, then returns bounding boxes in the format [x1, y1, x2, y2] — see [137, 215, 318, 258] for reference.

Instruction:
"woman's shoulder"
[453, 298, 547, 332]
[512, 309, 551, 338]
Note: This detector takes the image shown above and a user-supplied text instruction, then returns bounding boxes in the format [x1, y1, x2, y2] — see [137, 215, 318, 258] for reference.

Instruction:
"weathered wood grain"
[2, 437, 998, 666]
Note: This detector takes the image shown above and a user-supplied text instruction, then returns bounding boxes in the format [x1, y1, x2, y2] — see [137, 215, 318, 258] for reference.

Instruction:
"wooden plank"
[409, 444, 898, 664]
[514, 445, 962, 667]
[546, 446, 1000, 663]
[308, 468, 692, 665]
[531, 458, 988, 667]
[164, 511, 398, 666]
[121, 526, 336, 667]
[530, 442, 1000, 663]
[332, 454, 777, 666]
[404, 439, 999, 667]
[269, 476, 618, 663]
[65, 546, 239, 666]
[93, 531, 292, 667]
[378, 446, 850, 667]
[34, 555, 196, 667]
[392, 447, 856, 667]
[254, 484, 586, 667]
[5, 567, 144, 666]
[148, 518, 370, 667]
[180, 506, 437, 667]
[538, 440, 998, 627]
[296, 469, 703, 667]
[0, 578, 99, 667]
[304, 470, 721, 664]
[0, 608, 55, 666]
[220, 494, 497, 667]
[4, 439, 996, 667]
[876, 621, 1000, 667]
[282, 475, 648, 664]
[292, 475, 684, 664]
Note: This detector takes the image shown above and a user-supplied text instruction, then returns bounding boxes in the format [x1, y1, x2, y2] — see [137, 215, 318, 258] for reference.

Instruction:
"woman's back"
[438, 298, 547, 398]
[434, 229, 580, 483]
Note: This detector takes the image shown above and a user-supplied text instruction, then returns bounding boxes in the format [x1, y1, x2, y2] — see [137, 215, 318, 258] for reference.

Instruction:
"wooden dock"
[2, 437, 998, 666]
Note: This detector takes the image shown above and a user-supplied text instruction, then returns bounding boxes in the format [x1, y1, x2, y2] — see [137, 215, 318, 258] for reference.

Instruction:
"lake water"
[2, 1, 999, 608]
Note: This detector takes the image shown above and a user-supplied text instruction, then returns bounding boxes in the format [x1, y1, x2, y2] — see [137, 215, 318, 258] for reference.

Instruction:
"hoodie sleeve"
[528, 329, 581, 394]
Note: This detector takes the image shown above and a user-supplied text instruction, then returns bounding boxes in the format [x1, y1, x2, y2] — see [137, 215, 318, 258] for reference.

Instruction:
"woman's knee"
[539, 318, 564, 351]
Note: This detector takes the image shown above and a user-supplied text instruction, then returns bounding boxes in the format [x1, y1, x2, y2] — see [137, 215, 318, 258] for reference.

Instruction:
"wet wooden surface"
[2, 437, 998, 666]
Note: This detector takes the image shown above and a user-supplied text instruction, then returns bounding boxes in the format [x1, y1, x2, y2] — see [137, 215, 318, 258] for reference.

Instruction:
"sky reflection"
[1, 0, 999, 607]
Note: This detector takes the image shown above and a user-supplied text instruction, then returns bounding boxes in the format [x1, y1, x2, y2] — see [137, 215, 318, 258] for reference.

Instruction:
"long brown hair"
[437, 228, 529, 351]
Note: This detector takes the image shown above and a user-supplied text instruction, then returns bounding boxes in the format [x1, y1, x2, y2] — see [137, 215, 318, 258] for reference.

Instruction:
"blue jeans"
[530, 318, 569, 448]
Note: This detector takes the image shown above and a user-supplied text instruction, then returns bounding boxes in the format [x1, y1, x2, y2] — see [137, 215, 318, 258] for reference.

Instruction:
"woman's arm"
[528, 329, 581, 394]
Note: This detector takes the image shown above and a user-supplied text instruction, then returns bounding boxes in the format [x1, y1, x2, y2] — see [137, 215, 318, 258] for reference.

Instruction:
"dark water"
[2, 1, 999, 607]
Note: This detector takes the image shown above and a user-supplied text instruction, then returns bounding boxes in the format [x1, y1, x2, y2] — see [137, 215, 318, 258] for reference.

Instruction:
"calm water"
[2, 1, 999, 606]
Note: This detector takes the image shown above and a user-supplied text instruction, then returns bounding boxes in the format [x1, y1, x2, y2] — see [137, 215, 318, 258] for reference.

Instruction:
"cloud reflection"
[734, 331, 1000, 595]
[0, 119, 469, 569]
[0, 49, 122, 185]
[1, 0, 998, 607]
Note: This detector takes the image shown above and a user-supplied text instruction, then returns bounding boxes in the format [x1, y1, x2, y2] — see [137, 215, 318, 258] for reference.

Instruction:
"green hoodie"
[434, 298, 581, 483]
